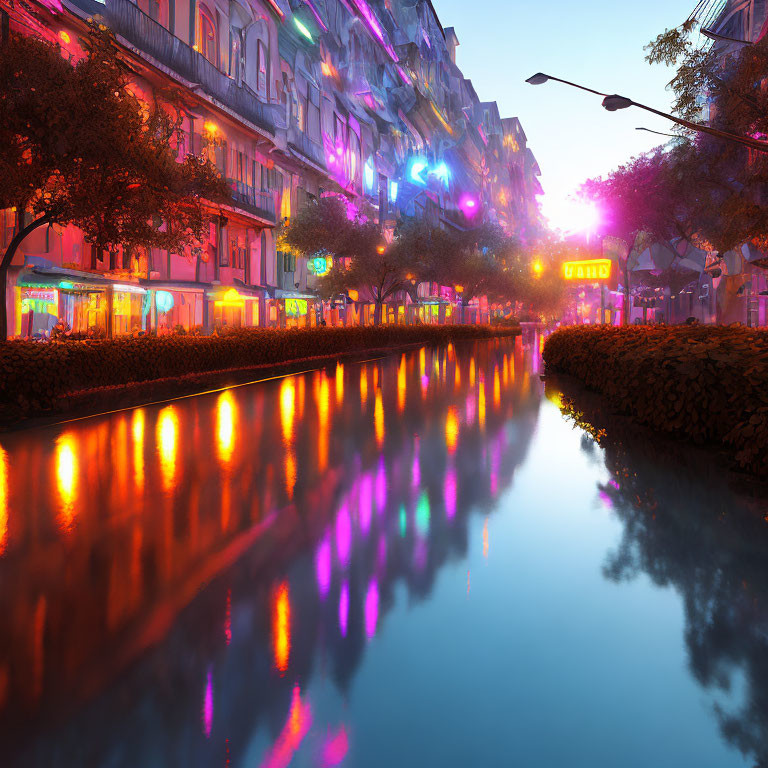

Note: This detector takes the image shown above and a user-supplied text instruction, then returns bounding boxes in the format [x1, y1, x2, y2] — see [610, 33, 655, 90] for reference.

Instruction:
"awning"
[19, 266, 146, 292]
[273, 288, 318, 300]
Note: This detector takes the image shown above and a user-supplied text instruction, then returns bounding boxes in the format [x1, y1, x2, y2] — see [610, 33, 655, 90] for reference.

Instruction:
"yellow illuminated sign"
[562, 259, 612, 281]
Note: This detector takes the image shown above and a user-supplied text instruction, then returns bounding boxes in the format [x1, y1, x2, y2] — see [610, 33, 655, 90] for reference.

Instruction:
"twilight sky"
[434, 0, 696, 230]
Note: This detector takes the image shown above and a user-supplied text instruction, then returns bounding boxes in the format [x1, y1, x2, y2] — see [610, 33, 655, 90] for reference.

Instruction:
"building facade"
[1, 0, 542, 337]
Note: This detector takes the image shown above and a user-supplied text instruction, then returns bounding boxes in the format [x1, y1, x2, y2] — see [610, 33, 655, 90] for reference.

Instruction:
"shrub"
[543, 324, 768, 476]
[0, 324, 519, 423]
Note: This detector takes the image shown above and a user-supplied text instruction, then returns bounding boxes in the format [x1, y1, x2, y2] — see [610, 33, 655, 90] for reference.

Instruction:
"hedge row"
[543, 324, 768, 477]
[0, 324, 520, 423]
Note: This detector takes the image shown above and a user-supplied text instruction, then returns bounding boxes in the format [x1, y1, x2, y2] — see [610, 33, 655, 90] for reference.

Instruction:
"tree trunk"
[374, 300, 382, 326]
[0, 214, 51, 340]
[623, 260, 630, 325]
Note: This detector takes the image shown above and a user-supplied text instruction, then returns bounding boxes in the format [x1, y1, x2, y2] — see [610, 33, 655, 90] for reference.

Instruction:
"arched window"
[244, 21, 270, 100]
[199, 5, 218, 66]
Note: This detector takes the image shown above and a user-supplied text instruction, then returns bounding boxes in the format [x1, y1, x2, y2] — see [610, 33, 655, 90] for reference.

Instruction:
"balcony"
[228, 180, 277, 224]
[70, 0, 277, 135]
[287, 126, 326, 169]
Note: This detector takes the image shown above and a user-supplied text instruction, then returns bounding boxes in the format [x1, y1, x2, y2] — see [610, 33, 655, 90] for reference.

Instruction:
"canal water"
[0, 334, 765, 767]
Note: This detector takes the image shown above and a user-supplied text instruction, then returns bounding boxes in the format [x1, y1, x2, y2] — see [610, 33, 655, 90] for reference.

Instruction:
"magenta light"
[375, 457, 386, 513]
[350, 0, 398, 61]
[460, 195, 479, 216]
[336, 503, 351, 568]
[397, 66, 410, 85]
[412, 441, 420, 488]
[359, 474, 372, 534]
[203, 668, 214, 737]
[364, 579, 379, 639]
[339, 581, 349, 637]
[444, 467, 457, 520]
[316, 532, 332, 599]
[377, 533, 387, 570]
[321, 724, 349, 767]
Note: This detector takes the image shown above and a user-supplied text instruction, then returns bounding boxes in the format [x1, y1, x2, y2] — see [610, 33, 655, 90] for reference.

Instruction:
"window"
[307, 84, 320, 140]
[199, 5, 218, 66]
[229, 28, 241, 81]
[256, 39, 269, 98]
[260, 231, 268, 284]
[298, 89, 308, 132]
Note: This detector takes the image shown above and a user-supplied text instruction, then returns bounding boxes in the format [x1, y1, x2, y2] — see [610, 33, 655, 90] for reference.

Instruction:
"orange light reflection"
[280, 378, 296, 445]
[132, 409, 145, 492]
[273, 581, 291, 675]
[335, 363, 344, 405]
[55, 433, 78, 532]
[216, 390, 236, 466]
[445, 407, 459, 454]
[157, 406, 179, 493]
[374, 390, 384, 447]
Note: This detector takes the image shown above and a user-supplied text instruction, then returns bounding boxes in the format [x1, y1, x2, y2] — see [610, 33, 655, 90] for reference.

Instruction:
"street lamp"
[700, 27, 752, 46]
[525, 72, 768, 153]
[635, 127, 678, 138]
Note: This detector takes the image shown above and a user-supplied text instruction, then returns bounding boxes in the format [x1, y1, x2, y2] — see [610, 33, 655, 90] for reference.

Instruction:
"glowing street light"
[525, 72, 768, 153]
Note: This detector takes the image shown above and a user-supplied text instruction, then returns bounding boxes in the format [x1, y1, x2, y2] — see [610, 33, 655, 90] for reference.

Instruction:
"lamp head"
[602, 94, 632, 111]
[525, 73, 550, 85]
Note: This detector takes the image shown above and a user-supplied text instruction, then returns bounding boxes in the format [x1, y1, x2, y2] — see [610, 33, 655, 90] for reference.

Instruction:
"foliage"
[0, 26, 229, 335]
[543, 324, 768, 476]
[0, 324, 521, 424]
[639, 21, 768, 253]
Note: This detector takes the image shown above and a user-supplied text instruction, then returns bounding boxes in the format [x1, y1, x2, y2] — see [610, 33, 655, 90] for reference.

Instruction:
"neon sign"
[407, 157, 450, 188]
[307, 252, 332, 276]
[562, 259, 612, 281]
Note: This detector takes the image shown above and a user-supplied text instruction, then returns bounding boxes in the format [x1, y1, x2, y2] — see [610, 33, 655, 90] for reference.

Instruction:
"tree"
[0, 26, 229, 337]
[644, 22, 768, 253]
[284, 196, 414, 324]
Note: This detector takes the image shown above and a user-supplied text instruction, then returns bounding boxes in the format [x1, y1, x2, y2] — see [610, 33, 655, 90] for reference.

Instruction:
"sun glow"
[544, 197, 601, 238]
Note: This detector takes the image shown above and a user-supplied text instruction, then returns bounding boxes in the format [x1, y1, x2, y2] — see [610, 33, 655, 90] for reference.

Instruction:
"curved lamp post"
[525, 72, 768, 153]
[635, 127, 679, 138]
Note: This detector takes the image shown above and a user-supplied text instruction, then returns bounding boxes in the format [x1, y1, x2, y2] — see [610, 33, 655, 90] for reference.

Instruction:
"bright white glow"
[544, 197, 601, 237]
[409, 158, 428, 184]
[389, 181, 398, 202]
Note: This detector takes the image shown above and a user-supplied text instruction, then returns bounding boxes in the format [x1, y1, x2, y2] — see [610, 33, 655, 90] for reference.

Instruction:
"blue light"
[364, 159, 376, 191]
[433, 161, 450, 185]
[409, 158, 429, 185]
[389, 181, 398, 202]
[156, 290, 174, 313]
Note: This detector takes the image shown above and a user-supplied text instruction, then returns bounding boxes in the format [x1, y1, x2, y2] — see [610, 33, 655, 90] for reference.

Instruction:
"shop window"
[283, 252, 296, 273]
[199, 5, 218, 67]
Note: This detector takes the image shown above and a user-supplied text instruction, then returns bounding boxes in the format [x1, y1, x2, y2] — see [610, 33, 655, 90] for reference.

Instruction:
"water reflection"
[0, 336, 541, 766]
[550, 378, 768, 768]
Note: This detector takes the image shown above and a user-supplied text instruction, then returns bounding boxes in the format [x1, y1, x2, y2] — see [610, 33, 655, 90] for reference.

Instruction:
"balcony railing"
[228, 180, 277, 223]
[287, 126, 326, 169]
[71, 0, 277, 135]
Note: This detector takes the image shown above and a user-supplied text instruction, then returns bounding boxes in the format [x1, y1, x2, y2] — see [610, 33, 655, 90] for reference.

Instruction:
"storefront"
[272, 289, 319, 329]
[209, 286, 262, 329]
[142, 281, 208, 333]
[15, 268, 151, 338]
